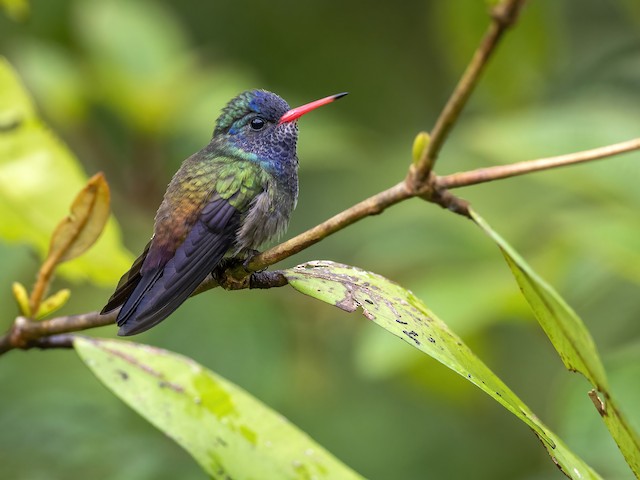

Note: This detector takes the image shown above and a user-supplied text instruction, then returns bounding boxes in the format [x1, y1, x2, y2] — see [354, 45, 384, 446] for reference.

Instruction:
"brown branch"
[3, 135, 637, 355]
[412, 0, 527, 183]
[246, 181, 413, 272]
[3, 0, 524, 354]
[4, 0, 635, 357]
[438, 138, 640, 190]
[0, 270, 292, 355]
[0, 311, 116, 354]
[0, 180, 416, 354]
[3, 133, 637, 356]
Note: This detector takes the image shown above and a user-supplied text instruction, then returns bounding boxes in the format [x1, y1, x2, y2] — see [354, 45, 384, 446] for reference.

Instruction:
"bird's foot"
[212, 263, 249, 291]
[211, 251, 263, 291]
[211, 257, 235, 279]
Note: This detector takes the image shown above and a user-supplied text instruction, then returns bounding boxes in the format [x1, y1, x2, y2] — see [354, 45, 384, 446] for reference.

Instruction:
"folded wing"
[105, 195, 241, 336]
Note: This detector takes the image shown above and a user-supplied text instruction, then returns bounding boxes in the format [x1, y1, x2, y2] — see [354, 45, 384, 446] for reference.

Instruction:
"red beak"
[279, 92, 348, 124]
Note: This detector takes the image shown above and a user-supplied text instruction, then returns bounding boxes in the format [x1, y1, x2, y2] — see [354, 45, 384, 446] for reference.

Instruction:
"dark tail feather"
[116, 220, 236, 336]
[116, 263, 209, 336]
[101, 241, 151, 314]
[115, 267, 165, 335]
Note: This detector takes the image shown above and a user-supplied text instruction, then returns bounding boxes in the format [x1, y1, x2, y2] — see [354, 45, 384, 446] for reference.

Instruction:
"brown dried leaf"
[47, 172, 110, 265]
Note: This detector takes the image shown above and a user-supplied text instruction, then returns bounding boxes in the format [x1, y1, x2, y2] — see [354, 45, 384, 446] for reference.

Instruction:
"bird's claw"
[210, 251, 264, 290]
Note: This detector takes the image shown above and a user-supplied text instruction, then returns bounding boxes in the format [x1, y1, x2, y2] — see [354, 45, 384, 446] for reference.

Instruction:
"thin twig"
[3, 135, 637, 355]
[29, 254, 61, 317]
[246, 181, 413, 271]
[438, 138, 640, 189]
[3, 0, 524, 355]
[0, 270, 292, 354]
[413, 0, 527, 183]
[0, 311, 117, 354]
[3, 135, 638, 354]
[5, 0, 637, 358]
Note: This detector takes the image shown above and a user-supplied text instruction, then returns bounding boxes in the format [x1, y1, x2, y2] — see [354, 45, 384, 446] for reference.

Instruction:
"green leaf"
[470, 208, 640, 477]
[284, 261, 602, 479]
[74, 337, 363, 480]
[0, 57, 134, 286]
[472, 210, 608, 387]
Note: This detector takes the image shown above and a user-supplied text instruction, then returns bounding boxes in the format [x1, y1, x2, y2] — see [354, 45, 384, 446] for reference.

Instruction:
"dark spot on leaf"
[495, 391, 502, 397]
[395, 318, 408, 325]
[117, 369, 129, 380]
[364, 298, 374, 305]
[402, 330, 421, 346]
[428, 337, 435, 344]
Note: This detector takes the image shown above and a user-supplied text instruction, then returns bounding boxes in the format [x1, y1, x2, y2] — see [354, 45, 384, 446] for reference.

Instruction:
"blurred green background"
[1, 0, 640, 478]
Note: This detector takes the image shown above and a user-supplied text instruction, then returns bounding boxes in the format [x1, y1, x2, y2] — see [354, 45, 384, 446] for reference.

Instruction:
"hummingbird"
[102, 89, 347, 336]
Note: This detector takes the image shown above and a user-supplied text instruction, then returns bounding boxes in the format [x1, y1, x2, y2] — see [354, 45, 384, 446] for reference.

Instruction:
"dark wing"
[101, 241, 151, 314]
[114, 195, 241, 336]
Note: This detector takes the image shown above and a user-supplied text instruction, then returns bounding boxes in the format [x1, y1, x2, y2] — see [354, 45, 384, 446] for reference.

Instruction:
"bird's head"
[212, 89, 347, 166]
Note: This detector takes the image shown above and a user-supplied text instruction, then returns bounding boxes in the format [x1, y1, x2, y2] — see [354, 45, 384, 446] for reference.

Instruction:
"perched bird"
[102, 89, 347, 336]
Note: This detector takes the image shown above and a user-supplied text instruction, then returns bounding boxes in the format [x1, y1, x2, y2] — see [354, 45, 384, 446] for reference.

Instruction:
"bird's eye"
[249, 117, 266, 131]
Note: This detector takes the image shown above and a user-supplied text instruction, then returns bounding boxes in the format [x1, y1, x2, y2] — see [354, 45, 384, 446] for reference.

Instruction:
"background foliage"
[1, 0, 639, 478]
